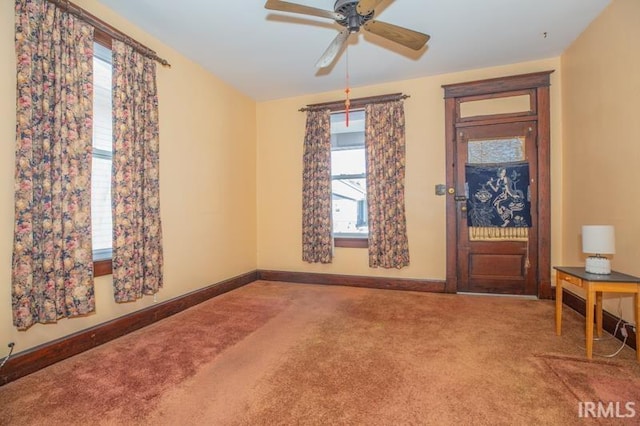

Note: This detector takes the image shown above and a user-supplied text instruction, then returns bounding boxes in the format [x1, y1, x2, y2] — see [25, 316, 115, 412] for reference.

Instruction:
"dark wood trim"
[536, 86, 553, 299]
[258, 270, 446, 293]
[444, 97, 457, 293]
[0, 270, 258, 386]
[457, 111, 537, 125]
[93, 259, 112, 277]
[93, 28, 112, 49]
[561, 289, 637, 350]
[300, 93, 408, 112]
[443, 71, 555, 98]
[334, 237, 368, 248]
[454, 115, 540, 128]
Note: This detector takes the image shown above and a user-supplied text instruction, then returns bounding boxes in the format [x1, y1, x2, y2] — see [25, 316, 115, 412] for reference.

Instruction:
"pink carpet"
[1, 281, 639, 425]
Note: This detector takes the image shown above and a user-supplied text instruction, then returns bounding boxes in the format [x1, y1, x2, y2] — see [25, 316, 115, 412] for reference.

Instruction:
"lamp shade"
[582, 225, 615, 254]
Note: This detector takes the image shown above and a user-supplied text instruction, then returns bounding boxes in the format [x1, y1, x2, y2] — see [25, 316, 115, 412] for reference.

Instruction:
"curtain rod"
[47, 0, 171, 67]
[299, 93, 409, 112]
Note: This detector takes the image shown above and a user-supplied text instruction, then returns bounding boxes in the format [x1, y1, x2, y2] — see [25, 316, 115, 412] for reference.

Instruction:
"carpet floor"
[1, 280, 640, 425]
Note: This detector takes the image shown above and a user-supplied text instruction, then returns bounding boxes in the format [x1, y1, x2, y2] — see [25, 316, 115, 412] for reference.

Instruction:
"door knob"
[461, 206, 468, 212]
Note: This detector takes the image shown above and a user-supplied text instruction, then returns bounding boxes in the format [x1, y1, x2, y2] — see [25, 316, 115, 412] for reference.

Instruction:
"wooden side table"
[554, 266, 640, 362]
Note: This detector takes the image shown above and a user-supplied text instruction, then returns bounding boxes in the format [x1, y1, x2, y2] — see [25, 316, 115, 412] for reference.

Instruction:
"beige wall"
[561, 0, 640, 321]
[10, 0, 622, 357]
[257, 57, 563, 280]
[0, 1, 257, 354]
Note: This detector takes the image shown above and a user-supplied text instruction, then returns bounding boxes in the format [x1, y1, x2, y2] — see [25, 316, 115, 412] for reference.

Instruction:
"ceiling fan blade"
[363, 20, 430, 50]
[265, 0, 344, 21]
[315, 29, 350, 68]
[356, 0, 384, 16]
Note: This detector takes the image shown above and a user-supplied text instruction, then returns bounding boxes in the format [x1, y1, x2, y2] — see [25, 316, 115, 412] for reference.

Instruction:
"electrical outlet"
[621, 326, 628, 338]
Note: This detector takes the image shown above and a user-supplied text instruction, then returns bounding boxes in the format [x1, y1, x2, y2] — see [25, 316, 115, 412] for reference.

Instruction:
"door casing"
[442, 71, 554, 299]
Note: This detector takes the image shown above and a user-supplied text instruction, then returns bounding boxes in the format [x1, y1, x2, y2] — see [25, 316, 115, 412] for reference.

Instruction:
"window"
[330, 110, 368, 247]
[92, 41, 113, 273]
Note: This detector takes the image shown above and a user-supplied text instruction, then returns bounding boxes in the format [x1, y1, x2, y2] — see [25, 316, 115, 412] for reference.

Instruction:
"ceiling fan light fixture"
[265, 0, 430, 68]
[335, 0, 373, 32]
[348, 15, 360, 32]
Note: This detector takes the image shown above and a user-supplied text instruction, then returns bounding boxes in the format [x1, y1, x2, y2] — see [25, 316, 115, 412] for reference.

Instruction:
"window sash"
[92, 40, 113, 275]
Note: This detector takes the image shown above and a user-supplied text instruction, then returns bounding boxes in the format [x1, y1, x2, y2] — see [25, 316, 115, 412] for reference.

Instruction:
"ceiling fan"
[265, 0, 430, 68]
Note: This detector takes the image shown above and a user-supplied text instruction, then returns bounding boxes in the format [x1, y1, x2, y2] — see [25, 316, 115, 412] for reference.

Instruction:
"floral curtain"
[111, 40, 163, 302]
[365, 100, 410, 269]
[301, 109, 333, 263]
[12, 0, 95, 330]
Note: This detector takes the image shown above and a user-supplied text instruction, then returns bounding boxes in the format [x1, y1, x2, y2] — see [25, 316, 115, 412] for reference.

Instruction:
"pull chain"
[345, 45, 350, 127]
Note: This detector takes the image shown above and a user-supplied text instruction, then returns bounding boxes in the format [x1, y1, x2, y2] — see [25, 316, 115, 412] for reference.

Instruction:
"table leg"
[585, 285, 595, 359]
[635, 290, 640, 362]
[596, 291, 603, 338]
[555, 275, 562, 335]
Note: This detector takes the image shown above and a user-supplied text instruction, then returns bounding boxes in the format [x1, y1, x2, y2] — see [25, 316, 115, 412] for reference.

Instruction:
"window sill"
[94, 259, 112, 277]
[334, 237, 368, 248]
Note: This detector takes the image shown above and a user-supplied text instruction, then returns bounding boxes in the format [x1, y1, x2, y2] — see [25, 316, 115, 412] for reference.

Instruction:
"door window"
[466, 136, 528, 241]
[468, 137, 525, 164]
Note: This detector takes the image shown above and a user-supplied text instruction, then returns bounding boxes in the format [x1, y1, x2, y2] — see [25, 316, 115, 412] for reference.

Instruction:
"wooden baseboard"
[0, 270, 258, 386]
[562, 288, 637, 350]
[258, 270, 446, 293]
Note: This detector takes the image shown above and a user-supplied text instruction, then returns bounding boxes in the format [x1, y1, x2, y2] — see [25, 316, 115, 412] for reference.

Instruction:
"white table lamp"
[582, 225, 615, 274]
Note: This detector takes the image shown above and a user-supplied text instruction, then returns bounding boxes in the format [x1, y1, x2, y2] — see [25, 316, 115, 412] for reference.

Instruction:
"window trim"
[334, 237, 368, 248]
[94, 28, 112, 50]
[93, 29, 113, 277]
[94, 259, 113, 277]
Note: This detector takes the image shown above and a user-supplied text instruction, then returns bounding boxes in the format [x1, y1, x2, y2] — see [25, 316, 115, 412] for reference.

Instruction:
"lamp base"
[585, 256, 611, 274]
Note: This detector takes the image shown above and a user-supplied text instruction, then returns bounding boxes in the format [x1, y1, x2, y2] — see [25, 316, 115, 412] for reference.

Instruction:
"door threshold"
[459, 292, 538, 300]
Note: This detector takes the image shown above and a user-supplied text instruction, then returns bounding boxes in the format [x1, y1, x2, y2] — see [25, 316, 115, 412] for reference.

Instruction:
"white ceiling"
[95, 0, 611, 102]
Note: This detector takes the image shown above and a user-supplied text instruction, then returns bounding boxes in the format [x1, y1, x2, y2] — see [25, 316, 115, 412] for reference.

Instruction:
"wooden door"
[455, 122, 538, 295]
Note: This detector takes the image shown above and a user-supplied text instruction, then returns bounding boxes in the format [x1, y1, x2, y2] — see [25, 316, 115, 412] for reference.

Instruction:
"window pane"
[92, 42, 113, 259]
[331, 109, 365, 133]
[331, 148, 366, 176]
[468, 137, 525, 164]
[330, 111, 367, 237]
[91, 157, 112, 251]
[93, 46, 112, 152]
[332, 177, 368, 235]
